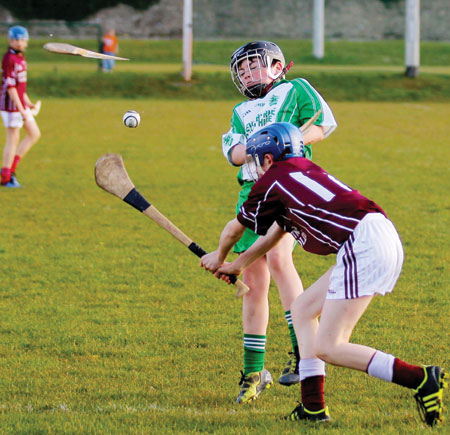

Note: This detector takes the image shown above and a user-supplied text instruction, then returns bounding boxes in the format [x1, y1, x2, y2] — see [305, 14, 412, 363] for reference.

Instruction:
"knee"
[291, 294, 311, 320]
[314, 342, 332, 363]
[32, 129, 41, 143]
[243, 276, 269, 303]
[244, 283, 268, 304]
[267, 249, 292, 275]
[244, 272, 265, 290]
[314, 337, 339, 364]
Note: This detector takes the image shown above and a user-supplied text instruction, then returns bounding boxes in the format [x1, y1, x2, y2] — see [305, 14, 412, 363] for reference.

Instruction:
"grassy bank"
[18, 39, 450, 101]
[28, 69, 450, 101]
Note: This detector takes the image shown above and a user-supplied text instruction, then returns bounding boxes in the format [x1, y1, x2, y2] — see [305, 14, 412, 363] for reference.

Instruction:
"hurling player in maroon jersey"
[1, 26, 41, 187]
[201, 123, 446, 426]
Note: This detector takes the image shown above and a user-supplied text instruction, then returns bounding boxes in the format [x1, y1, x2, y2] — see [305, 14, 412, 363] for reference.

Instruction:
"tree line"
[0, 0, 160, 21]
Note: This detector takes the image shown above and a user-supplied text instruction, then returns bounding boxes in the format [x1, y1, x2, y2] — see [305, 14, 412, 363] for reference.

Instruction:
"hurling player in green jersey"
[221, 41, 337, 404]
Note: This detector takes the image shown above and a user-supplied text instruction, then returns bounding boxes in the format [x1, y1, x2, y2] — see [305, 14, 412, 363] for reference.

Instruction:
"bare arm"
[23, 92, 35, 108]
[200, 218, 246, 272]
[303, 124, 324, 145]
[218, 222, 285, 278]
[229, 143, 246, 166]
[7, 87, 28, 119]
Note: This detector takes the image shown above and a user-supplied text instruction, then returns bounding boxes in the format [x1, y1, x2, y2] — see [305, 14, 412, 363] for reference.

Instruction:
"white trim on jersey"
[293, 78, 337, 138]
[282, 211, 342, 251]
[305, 203, 361, 224]
[273, 180, 305, 206]
[289, 207, 357, 233]
[5, 77, 16, 86]
[242, 178, 363, 251]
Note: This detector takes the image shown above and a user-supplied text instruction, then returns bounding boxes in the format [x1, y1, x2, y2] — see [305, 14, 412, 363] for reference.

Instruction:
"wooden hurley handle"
[139, 201, 249, 298]
[300, 109, 322, 134]
[95, 153, 249, 298]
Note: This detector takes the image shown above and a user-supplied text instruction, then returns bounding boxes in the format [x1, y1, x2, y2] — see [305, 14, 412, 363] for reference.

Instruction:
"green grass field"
[0, 98, 448, 434]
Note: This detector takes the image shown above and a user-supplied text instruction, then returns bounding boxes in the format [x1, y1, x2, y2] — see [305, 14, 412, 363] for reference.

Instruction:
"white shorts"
[1, 107, 33, 128]
[327, 213, 404, 300]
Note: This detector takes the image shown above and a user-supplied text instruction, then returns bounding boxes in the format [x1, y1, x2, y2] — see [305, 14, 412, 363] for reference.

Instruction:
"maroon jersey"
[237, 158, 385, 255]
[0, 48, 27, 112]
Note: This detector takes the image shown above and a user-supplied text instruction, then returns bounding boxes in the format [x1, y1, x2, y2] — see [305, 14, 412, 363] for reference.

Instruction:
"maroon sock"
[392, 358, 425, 389]
[10, 155, 21, 174]
[1, 167, 11, 184]
[301, 375, 325, 411]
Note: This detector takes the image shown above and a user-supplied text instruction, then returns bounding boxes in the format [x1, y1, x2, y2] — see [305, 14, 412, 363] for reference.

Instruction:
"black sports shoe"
[278, 348, 300, 386]
[414, 365, 448, 427]
[285, 402, 330, 422]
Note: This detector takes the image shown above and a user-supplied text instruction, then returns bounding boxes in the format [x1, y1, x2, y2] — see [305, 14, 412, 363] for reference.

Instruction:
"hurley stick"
[300, 109, 322, 134]
[95, 154, 249, 298]
[44, 43, 129, 61]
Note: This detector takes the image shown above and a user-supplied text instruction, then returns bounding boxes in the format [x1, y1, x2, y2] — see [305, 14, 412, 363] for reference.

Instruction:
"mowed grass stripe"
[0, 100, 448, 433]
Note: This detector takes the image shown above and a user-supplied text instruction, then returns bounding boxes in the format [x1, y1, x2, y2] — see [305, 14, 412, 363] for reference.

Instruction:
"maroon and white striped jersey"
[237, 158, 385, 255]
[0, 48, 27, 112]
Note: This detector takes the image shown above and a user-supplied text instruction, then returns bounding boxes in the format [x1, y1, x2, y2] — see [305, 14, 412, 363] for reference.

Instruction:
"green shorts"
[234, 181, 259, 253]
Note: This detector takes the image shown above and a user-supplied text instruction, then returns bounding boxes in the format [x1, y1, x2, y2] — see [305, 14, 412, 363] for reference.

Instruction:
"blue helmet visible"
[246, 122, 305, 180]
[8, 26, 29, 40]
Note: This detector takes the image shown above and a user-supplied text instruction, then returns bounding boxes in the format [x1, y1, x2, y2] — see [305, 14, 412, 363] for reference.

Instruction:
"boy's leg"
[8, 118, 41, 184]
[266, 233, 303, 385]
[16, 118, 40, 160]
[291, 267, 332, 359]
[1, 127, 20, 185]
[318, 298, 447, 426]
[295, 295, 375, 415]
[315, 296, 375, 370]
[236, 255, 273, 404]
[292, 290, 447, 426]
[286, 267, 352, 422]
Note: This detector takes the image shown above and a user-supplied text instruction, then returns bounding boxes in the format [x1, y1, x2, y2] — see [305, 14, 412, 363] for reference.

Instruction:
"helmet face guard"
[245, 153, 266, 182]
[246, 122, 305, 181]
[230, 41, 285, 99]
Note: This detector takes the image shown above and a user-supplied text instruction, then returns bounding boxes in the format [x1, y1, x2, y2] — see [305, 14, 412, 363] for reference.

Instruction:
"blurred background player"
[101, 28, 119, 72]
[1, 25, 41, 188]
[202, 122, 447, 427]
[221, 41, 337, 404]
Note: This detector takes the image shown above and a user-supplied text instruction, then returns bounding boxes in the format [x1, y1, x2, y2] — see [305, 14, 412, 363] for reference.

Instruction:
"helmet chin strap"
[264, 61, 294, 94]
[9, 47, 22, 54]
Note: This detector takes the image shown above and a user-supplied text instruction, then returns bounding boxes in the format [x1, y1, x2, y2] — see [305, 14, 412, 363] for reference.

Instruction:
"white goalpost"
[313, 0, 325, 59]
[185, 0, 422, 79]
[405, 0, 420, 77]
[182, 0, 193, 82]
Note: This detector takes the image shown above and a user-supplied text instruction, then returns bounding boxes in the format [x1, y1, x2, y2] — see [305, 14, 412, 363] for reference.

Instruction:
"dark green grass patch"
[0, 100, 448, 433]
[28, 70, 450, 101]
[23, 38, 450, 101]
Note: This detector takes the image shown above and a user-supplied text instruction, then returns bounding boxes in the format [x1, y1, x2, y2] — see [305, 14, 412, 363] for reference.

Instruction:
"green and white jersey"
[222, 78, 337, 183]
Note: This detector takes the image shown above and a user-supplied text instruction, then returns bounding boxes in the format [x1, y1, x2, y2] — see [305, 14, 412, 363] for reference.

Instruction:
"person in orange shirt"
[101, 28, 119, 72]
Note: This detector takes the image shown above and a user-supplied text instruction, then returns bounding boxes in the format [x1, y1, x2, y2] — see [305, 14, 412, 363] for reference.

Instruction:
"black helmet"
[230, 41, 286, 99]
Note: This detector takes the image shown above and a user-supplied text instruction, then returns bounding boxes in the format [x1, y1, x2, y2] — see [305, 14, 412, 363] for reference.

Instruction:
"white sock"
[367, 351, 395, 382]
[299, 358, 326, 381]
